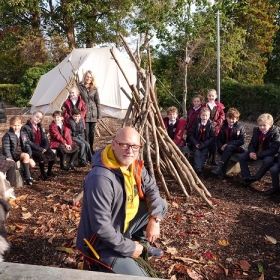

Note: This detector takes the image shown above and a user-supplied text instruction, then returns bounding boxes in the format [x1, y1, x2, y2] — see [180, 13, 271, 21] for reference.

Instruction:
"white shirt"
[207, 102, 216, 110]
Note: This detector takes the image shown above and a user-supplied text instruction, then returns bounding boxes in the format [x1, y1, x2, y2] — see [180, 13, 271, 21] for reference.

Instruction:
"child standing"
[203, 89, 225, 165]
[211, 108, 246, 179]
[239, 113, 280, 186]
[68, 108, 92, 167]
[188, 107, 215, 174]
[49, 111, 79, 171]
[22, 111, 56, 180]
[186, 94, 204, 142]
[62, 85, 87, 128]
[2, 116, 35, 186]
[163, 106, 186, 151]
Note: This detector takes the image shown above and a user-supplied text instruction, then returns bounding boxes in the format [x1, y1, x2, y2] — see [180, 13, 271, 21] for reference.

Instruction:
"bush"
[18, 63, 56, 107]
[221, 82, 280, 121]
[0, 84, 21, 104]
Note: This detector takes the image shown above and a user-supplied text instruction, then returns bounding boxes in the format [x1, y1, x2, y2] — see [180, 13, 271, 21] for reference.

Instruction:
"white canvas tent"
[30, 47, 141, 119]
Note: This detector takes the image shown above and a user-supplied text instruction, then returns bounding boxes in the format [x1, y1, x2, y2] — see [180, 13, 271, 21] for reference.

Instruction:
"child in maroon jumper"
[22, 111, 56, 181]
[203, 89, 225, 165]
[186, 94, 204, 142]
[163, 106, 186, 152]
[188, 107, 215, 174]
[239, 113, 280, 186]
[49, 111, 79, 171]
[62, 85, 87, 128]
[211, 108, 246, 179]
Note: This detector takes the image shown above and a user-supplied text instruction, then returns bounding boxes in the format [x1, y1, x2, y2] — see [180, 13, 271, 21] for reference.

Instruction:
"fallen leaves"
[55, 246, 74, 254]
[265, 235, 277, 244]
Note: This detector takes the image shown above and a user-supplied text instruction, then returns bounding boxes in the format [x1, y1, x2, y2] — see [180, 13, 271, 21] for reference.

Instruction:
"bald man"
[76, 127, 167, 276]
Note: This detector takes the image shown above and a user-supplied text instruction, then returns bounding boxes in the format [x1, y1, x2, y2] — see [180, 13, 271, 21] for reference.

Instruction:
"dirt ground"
[1, 106, 280, 280]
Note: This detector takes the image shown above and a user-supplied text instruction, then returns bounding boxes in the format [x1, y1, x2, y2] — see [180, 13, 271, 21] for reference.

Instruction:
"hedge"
[0, 84, 21, 105]
[220, 82, 280, 121]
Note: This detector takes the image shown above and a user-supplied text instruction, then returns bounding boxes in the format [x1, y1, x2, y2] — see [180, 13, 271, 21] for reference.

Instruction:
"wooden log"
[158, 127, 212, 198]
[161, 148, 190, 198]
[144, 125, 155, 181]
[119, 34, 146, 80]
[97, 119, 114, 136]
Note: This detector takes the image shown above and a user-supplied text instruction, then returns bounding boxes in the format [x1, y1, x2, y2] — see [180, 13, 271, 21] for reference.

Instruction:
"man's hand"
[146, 219, 160, 243]
[42, 149, 47, 153]
[131, 241, 143, 258]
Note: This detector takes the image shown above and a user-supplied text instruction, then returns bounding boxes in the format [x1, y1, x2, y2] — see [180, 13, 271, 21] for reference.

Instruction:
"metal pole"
[217, 10, 221, 102]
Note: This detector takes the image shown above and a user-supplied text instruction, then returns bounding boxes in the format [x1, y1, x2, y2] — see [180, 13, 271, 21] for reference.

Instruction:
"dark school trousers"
[239, 151, 274, 180]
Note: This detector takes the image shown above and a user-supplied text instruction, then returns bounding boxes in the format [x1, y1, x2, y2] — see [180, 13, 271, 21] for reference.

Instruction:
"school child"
[2, 116, 35, 186]
[239, 113, 280, 186]
[49, 111, 79, 171]
[163, 106, 186, 151]
[186, 94, 204, 141]
[211, 108, 246, 179]
[22, 110, 56, 181]
[187, 107, 215, 174]
[68, 108, 92, 167]
[62, 85, 86, 128]
[266, 153, 280, 195]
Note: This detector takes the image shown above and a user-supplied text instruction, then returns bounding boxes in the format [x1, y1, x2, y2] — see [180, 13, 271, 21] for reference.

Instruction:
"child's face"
[207, 92, 217, 102]
[200, 112, 210, 122]
[193, 97, 202, 108]
[53, 115, 63, 124]
[73, 114, 81, 123]
[69, 89, 78, 99]
[167, 112, 178, 122]
[227, 117, 238, 126]
[11, 120, 22, 133]
[32, 112, 43, 124]
[258, 121, 272, 133]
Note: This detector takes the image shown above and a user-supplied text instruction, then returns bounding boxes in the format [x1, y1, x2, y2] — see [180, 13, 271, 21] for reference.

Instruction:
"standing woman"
[78, 70, 101, 154]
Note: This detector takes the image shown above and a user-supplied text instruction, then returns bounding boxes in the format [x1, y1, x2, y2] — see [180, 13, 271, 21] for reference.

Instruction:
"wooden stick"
[98, 119, 114, 136]
[144, 124, 155, 181]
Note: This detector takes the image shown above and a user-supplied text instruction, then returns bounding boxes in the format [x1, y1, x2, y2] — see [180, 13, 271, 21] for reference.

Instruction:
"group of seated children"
[1, 105, 92, 186]
[164, 89, 280, 196]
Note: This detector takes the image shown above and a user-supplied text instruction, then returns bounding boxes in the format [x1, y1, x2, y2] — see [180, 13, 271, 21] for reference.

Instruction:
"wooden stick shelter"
[110, 35, 213, 208]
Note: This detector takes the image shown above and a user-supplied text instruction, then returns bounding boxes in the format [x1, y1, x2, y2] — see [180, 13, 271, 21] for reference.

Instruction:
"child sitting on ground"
[22, 110, 56, 181]
[163, 106, 186, 152]
[49, 111, 79, 171]
[2, 116, 35, 186]
[62, 85, 86, 128]
[203, 89, 225, 165]
[186, 94, 204, 143]
[188, 107, 215, 174]
[68, 108, 92, 167]
[239, 113, 280, 186]
[211, 108, 246, 179]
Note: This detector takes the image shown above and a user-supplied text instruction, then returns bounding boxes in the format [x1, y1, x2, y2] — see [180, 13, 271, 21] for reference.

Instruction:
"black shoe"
[264, 188, 280, 196]
[217, 172, 224, 179]
[60, 165, 70, 171]
[211, 159, 218, 166]
[47, 171, 57, 177]
[68, 163, 76, 171]
[195, 168, 202, 174]
[25, 178, 33, 186]
[243, 181, 252, 187]
[244, 176, 256, 183]
[79, 161, 88, 167]
[40, 173, 48, 181]
[211, 167, 220, 175]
